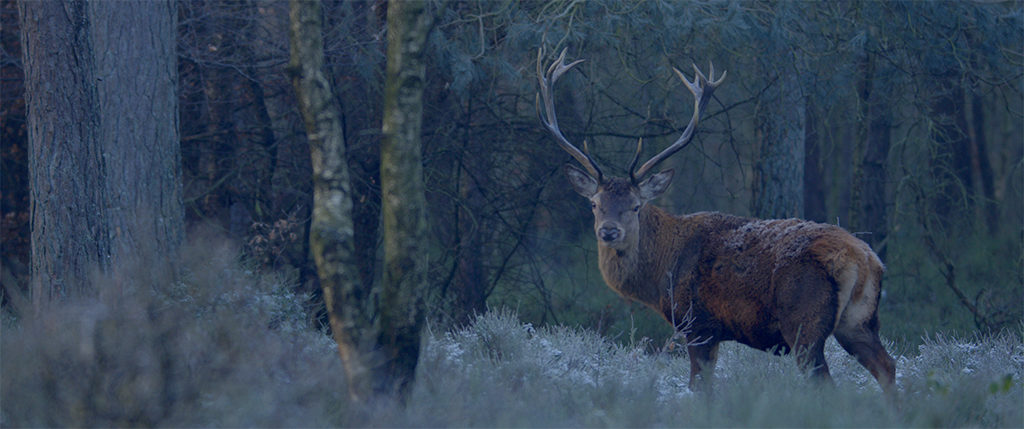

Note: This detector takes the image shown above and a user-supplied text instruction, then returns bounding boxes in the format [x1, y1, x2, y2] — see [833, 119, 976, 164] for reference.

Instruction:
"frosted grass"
[405, 310, 1023, 427]
[3, 260, 1020, 428]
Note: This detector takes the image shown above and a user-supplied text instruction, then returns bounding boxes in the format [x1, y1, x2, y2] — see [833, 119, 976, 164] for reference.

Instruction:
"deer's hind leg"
[775, 262, 838, 384]
[780, 323, 833, 384]
[834, 268, 896, 393]
[834, 312, 896, 393]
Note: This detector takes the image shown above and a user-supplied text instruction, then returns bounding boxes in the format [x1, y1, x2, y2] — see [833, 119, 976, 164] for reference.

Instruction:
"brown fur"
[583, 182, 896, 393]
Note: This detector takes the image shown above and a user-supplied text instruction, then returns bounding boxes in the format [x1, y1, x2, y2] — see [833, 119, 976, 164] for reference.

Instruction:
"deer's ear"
[564, 164, 598, 198]
[638, 169, 674, 200]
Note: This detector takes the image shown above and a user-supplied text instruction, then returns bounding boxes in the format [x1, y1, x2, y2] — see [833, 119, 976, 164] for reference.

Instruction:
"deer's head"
[537, 49, 725, 250]
[564, 167, 673, 250]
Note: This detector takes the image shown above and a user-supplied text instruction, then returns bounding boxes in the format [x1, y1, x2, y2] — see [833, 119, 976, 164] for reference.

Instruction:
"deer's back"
[672, 213, 883, 350]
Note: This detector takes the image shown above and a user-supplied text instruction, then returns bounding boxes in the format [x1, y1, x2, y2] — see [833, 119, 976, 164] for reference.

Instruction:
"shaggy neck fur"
[597, 205, 681, 307]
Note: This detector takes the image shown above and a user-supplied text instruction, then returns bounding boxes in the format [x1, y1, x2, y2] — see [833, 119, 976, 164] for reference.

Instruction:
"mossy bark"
[379, 0, 433, 399]
[289, 0, 433, 402]
[288, 0, 376, 402]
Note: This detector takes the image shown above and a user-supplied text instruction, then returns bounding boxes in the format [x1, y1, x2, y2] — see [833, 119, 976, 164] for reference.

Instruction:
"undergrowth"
[1, 237, 345, 427]
[399, 310, 1023, 428]
[2, 238, 1022, 427]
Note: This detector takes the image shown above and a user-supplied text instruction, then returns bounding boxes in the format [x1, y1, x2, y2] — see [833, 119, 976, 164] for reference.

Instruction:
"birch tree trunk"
[288, 0, 375, 402]
[289, 0, 432, 402]
[378, 0, 433, 399]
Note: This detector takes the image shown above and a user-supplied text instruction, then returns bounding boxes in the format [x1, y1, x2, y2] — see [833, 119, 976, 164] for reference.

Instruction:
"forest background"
[3, 0, 1023, 342]
[6, 0, 1019, 339]
[0, 0, 1022, 424]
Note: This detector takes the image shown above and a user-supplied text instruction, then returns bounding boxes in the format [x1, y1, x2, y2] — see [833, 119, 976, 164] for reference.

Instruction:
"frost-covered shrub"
[409, 310, 1023, 428]
[896, 332, 1024, 427]
[0, 237, 343, 427]
[5, 267, 1020, 428]
[410, 309, 691, 426]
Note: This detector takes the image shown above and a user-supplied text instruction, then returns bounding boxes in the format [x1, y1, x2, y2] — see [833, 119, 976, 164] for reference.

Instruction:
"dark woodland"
[1, 0, 1022, 425]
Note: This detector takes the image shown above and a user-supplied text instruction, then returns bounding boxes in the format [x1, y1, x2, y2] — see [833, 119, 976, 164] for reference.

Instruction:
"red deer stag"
[537, 49, 896, 393]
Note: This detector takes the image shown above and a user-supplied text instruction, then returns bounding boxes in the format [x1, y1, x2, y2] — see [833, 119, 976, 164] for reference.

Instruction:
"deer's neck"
[597, 206, 681, 306]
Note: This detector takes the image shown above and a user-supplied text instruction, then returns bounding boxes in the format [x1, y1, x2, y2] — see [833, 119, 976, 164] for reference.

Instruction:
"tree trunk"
[969, 90, 998, 234]
[288, 0, 374, 403]
[87, 0, 183, 268]
[378, 0, 433, 399]
[853, 39, 892, 259]
[199, 61, 237, 231]
[929, 72, 973, 230]
[753, 70, 805, 219]
[803, 98, 826, 223]
[21, 0, 105, 303]
[448, 98, 490, 326]
[452, 160, 490, 325]
[20, 0, 181, 306]
[965, 30, 998, 235]
[290, 0, 431, 402]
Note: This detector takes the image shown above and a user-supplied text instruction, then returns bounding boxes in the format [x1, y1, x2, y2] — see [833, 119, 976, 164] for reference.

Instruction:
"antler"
[537, 48, 603, 181]
[630, 63, 726, 183]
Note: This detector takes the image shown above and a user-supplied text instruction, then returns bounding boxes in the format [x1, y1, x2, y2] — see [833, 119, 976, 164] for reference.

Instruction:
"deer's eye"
[633, 204, 642, 212]
[590, 201, 597, 210]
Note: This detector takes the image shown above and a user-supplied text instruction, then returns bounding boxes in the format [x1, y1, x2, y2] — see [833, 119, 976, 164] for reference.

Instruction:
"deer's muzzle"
[598, 224, 622, 243]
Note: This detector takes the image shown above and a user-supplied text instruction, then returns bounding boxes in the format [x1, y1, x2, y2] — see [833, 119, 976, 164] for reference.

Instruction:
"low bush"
[3, 239, 1021, 427]
[1, 238, 344, 427]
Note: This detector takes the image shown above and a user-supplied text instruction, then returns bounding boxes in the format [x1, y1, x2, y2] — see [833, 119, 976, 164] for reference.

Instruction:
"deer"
[537, 49, 896, 394]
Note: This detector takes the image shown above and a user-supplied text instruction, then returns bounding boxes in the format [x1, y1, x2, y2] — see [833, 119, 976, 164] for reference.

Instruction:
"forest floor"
[2, 241, 1021, 427]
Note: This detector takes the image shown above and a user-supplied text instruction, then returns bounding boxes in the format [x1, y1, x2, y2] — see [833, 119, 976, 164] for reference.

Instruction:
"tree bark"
[448, 99, 490, 326]
[802, 98, 826, 223]
[289, 0, 433, 402]
[288, 0, 375, 403]
[969, 89, 998, 234]
[20, 0, 105, 303]
[929, 71, 973, 230]
[753, 70, 805, 219]
[964, 24, 998, 235]
[20, 0, 181, 306]
[87, 0, 183, 268]
[452, 163, 489, 325]
[378, 0, 433, 399]
[853, 37, 892, 259]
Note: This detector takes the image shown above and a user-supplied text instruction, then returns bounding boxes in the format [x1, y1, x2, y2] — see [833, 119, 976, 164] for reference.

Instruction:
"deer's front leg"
[687, 340, 720, 393]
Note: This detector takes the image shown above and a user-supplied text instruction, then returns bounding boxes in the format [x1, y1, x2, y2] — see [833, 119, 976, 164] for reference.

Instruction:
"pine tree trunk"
[753, 71, 805, 219]
[969, 92, 998, 234]
[20, 0, 181, 305]
[88, 0, 183, 268]
[803, 98, 826, 223]
[853, 40, 892, 259]
[929, 72, 973, 230]
[21, 0, 105, 303]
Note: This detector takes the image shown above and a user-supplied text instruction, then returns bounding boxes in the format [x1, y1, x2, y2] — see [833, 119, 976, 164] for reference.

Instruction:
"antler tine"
[547, 48, 584, 83]
[632, 62, 726, 182]
[536, 48, 602, 181]
[628, 138, 644, 183]
[709, 61, 728, 87]
[674, 67, 697, 98]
